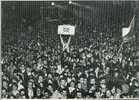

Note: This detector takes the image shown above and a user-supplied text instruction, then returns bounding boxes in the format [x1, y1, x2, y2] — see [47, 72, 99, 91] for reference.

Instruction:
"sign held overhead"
[58, 25, 75, 36]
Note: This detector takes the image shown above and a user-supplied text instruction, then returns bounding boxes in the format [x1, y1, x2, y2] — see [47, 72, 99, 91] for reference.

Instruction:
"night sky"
[1, 1, 137, 38]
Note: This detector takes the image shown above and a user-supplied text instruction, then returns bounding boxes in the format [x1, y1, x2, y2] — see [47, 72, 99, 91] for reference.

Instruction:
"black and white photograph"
[1, 0, 139, 99]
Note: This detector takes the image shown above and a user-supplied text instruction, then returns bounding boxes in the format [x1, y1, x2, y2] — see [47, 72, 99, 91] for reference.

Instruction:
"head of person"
[76, 91, 82, 98]
[31, 70, 37, 77]
[19, 89, 26, 98]
[95, 90, 101, 98]
[61, 89, 67, 97]
[2, 87, 7, 97]
[20, 64, 25, 73]
[67, 71, 72, 77]
[90, 57, 94, 64]
[89, 77, 96, 85]
[60, 78, 67, 87]
[89, 85, 96, 93]
[38, 58, 42, 63]
[100, 79, 106, 89]
[2, 80, 8, 89]
[134, 88, 139, 98]
[12, 83, 18, 91]
[36, 87, 42, 96]
[11, 77, 18, 84]
[106, 90, 112, 98]
[9, 95, 16, 99]
[132, 80, 139, 87]
[26, 66, 31, 73]
[121, 83, 129, 94]
[47, 84, 53, 93]
[70, 81, 75, 88]
[79, 77, 84, 84]
[13, 70, 18, 77]
[83, 77, 88, 85]
[38, 75, 44, 83]
[2, 74, 9, 82]
[135, 71, 139, 80]
[28, 81, 33, 89]
[105, 67, 110, 74]
[114, 71, 120, 78]
[111, 86, 116, 94]
[43, 60, 47, 65]
[47, 73, 53, 79]
[33, 63, 37, 70]
[54, 73, 59, 80]
[77, 82, 82, 89]
[16, 74, 23, 82]
[116, 87, 122, 94]
[43, 90, 50, 98]
[73, 62, 77, 67]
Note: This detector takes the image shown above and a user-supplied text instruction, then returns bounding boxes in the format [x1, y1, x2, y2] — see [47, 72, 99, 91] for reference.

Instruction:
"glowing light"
[51, 2, 55, 6]
[69, 0, 72, 4]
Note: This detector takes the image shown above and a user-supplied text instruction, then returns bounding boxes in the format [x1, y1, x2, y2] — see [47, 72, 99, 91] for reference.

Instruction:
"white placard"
[58, 25, 75, 35]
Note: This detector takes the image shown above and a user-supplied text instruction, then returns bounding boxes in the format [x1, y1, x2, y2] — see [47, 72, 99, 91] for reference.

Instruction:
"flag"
[122, 15, 135, 42]
[117, 15, 135, 56]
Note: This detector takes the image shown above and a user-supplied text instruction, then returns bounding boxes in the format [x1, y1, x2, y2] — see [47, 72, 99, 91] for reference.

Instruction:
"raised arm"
[60, 35, 64, 45]
[67, 36, 71, 45]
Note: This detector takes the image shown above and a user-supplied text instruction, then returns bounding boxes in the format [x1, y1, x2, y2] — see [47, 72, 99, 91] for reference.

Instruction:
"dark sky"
[1, 1, 136, 37]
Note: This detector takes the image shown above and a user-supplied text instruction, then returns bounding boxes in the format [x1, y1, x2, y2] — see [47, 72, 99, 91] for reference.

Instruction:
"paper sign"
[58, 25, 75, 35]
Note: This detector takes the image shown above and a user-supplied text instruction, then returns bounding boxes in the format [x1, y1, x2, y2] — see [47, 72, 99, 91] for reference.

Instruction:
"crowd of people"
[1, 25, 139, 99]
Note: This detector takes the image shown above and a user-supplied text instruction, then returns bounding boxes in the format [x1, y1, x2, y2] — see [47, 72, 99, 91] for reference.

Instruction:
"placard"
[58, 25, 75, 35]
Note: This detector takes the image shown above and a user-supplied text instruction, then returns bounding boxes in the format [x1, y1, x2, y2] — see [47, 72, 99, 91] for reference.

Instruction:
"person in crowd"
[1, 25, 137, 98]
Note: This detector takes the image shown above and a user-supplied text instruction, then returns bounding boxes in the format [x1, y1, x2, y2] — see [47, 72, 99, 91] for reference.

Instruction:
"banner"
[58, 25, 75, 35]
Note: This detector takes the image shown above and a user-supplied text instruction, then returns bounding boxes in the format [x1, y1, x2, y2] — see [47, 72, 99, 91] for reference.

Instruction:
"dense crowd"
[1, 29, 139, 99]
